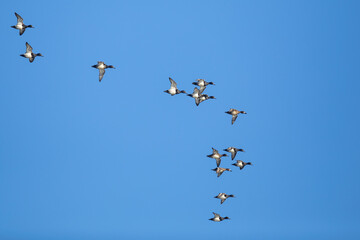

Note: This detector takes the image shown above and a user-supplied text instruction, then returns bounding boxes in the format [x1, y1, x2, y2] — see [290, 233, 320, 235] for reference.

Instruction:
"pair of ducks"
[209, 193, 234, 221]
[164, 77, 216, 106]
[11, 13, 43, 63]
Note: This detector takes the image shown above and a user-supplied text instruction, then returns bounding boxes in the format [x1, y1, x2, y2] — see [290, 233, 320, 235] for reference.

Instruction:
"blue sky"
[1, 0, 360, 239]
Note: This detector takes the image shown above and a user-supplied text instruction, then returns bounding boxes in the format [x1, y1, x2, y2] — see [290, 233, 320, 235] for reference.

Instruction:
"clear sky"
[1, 0, 360, 239]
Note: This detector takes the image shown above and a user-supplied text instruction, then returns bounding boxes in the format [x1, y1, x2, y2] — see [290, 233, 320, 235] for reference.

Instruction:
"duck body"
[209, 212, 230, 222]
[232, 160, 252, 170]
[164, 77, 186, 96]
[192, 79, 215, 93]
[199, 94, 215, 104]
[11, 12, 34, 36]
[214, 193, 235, 204]
[224, 147, 245, 160]
[225, 108, 247, 125]
[212, 167, 231, 177]
[92, 61, 115, 82]
[207, 148, 227, 167]
[20, 42, 42, 63]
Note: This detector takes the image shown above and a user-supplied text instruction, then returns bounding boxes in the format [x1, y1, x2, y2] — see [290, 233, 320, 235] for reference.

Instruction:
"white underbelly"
[169, 88, 176, 95]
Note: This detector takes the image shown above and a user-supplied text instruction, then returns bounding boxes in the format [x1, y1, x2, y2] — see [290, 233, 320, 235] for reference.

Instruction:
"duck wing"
[212, 212, 220, 218]
[199, 86, 206, 94]
[216, 158, 221, 167]
[15, 12, 23, 23]
[212, 148, 219, 155]
[19, 28, 25, 36]
[193, 87, 200, 96]
[231, 151, 236, 160]
[25, 42, 33, 53]
[231, 115, 238, 125]
[169, 77, 177, 88]
[195, 97, 200, 106]
[99, 69, 105, 82]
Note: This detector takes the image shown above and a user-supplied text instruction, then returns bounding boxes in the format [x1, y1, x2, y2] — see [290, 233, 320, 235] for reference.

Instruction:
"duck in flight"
[20, 42, 43, 63]
[192, 79, 214, 94]
[11, 12, 34, 36]
[214, 193, 235, 204]
[212, 167, 231, 177]
[91, 61, 115, 82]
[209, 212, 230, 222]
[225, 108, 247, 125]
[224, 147, 245, 160]
[207, 148, 227, 167]
[198, 94, 215, 105]
[232, 160, 252, 170]
[164, 77, 186, 96]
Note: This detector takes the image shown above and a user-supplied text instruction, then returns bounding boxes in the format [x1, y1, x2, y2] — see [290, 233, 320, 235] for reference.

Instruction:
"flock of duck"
[12, 12, 253, 222]
[11, 12, 115, 81]
[163, 77, 253, 222]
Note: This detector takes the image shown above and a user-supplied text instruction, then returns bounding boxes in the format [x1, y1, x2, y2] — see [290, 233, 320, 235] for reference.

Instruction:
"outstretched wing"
[231, 115, 238, 125]
[195, 97, 200, 106]
[29, 57, 34, 63]
[19, 28, 25, 36]
[217, 170, 223, 177]
[220, 199, 225, 204]
[25, 42, 33, 53]
[231, 151, 236, 160]
[199, 86, 206, 94]
[15, 12, 23, 23]
[212, 148, 219, 156]
[216, 158, 221, 167]
[212, 212, 220, 218]
[193, 87, 200, 96]
[169, 77, 177, 88]
[99, 69, 105, 82]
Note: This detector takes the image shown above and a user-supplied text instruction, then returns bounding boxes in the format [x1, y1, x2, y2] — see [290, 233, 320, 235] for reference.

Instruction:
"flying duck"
[11, 12, 34, 36]
[164, 77, 186, 96]
[225, 108, 247, 125]
[224, 147, 245, 160]
[212, 167, 231, 177]
[207, 148, 227, 167]
[192, 79, 215, 93]
[187, 87, 201, 106]
[232, 160, 252, 170]
[214, 193, 235, 204]
[198, 94, 216, 105]
[91, 61, 115, 82]
[20, 42, 43, 63]
[209, 212, 230, 222]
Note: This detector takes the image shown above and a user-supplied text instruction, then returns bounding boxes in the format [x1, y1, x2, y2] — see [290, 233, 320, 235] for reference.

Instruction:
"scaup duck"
[11, 12, 34, 36]
[20, 42, 42, 63]
[91, 61, 115, 82]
